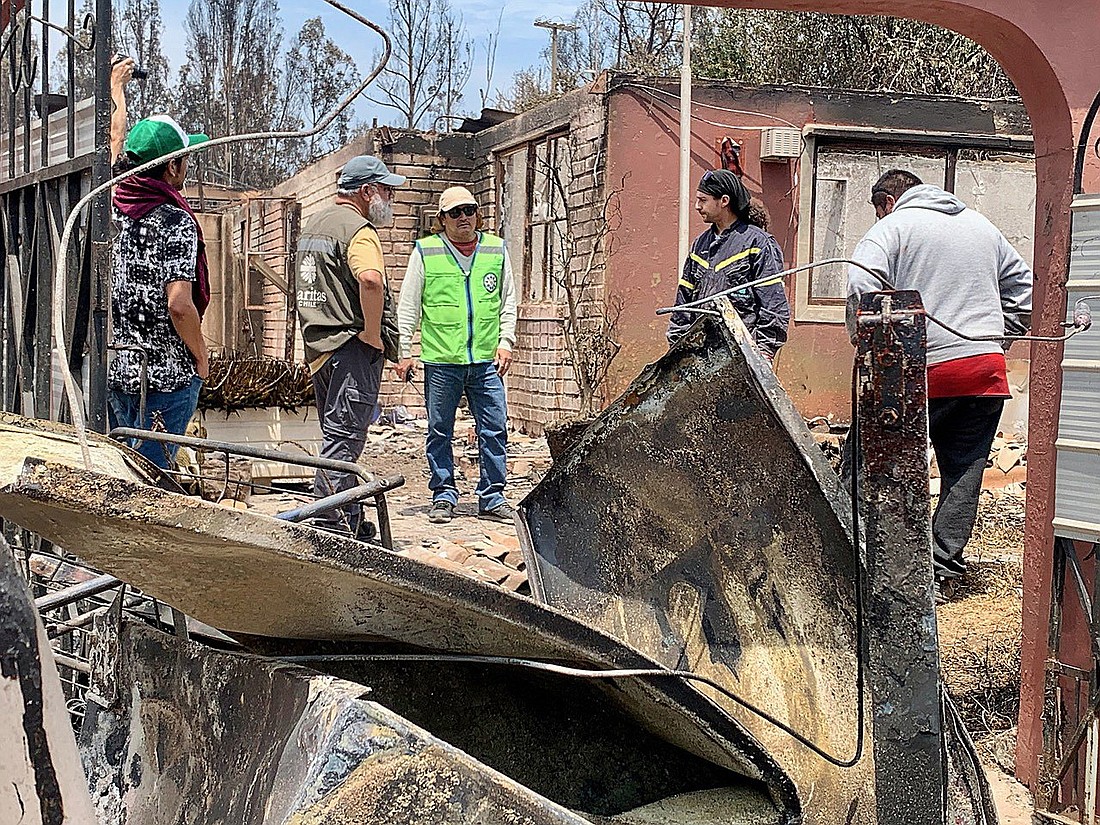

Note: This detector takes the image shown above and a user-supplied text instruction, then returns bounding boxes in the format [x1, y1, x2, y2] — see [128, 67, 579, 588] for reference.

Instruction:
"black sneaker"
[934, 577, 959, 605]
[428, 501, 456, 524]
[478, 502, 516, 524]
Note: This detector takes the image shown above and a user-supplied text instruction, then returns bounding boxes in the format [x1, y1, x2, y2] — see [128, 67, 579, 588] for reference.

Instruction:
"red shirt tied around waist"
[926, 352, 1010, 399]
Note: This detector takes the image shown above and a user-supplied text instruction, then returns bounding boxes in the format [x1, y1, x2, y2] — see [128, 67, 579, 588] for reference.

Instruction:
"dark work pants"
[928, 396, 1004, 580]
[839, 395, 1003, 580]
[311, 336, 383, 532]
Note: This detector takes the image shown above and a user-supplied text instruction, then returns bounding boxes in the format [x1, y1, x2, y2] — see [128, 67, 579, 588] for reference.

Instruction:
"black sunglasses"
[444, 204, 478, 218]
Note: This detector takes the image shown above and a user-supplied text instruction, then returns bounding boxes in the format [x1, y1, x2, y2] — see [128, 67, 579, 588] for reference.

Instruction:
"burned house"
[217, 74, 1034, 434]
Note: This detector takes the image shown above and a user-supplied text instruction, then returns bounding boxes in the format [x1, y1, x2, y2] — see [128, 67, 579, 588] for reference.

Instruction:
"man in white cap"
[396, 186, 517, 524]
[296, 155, 406, 538]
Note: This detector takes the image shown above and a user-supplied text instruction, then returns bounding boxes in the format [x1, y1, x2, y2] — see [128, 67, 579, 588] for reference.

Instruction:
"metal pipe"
[107, 427, 389, 486]
[52, 652, 91, 674]
[676, 3, 692, 273]
[47, 606, 106, 638]
[35, 573, 120, 611]
[277, 476, 405, 523]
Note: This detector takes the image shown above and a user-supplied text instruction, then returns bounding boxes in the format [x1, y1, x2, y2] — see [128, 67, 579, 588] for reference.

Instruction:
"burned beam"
[855, 290, 946, 825]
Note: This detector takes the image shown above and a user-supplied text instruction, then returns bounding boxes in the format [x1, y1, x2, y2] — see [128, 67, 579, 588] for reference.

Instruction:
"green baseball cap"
[124, 115, 209, 164]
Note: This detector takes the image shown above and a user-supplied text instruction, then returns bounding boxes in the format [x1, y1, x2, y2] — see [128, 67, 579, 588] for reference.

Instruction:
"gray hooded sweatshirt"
[846, 184, 1033, 366]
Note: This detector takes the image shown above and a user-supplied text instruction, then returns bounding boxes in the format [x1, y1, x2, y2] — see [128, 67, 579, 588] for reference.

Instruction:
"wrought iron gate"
[0, 0, 111, 428]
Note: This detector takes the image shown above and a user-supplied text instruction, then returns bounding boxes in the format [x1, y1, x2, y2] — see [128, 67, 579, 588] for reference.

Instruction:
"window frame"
[494, 127, 571, 305]
[794, 126, 1034, 323]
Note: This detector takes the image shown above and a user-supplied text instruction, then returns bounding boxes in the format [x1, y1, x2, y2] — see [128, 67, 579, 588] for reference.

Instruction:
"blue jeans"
[108, 376, 202, 469]
[424, 362, 508, 510]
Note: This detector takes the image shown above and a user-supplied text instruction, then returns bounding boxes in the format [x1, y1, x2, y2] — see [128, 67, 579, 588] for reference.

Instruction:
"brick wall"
[249, 92, 613, 435]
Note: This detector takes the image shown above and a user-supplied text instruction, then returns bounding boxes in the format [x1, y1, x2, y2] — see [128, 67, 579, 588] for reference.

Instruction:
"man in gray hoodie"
[847, 169, 1032, 588]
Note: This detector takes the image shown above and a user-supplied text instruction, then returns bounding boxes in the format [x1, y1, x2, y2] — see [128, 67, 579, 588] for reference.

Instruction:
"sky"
[155, 0, 585, 125]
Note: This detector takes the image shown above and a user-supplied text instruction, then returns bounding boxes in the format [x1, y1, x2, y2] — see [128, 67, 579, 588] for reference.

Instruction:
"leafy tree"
[502, 7, 1017, 110]
[284, 16, 360, 164]
[692, 10, 1016, 98]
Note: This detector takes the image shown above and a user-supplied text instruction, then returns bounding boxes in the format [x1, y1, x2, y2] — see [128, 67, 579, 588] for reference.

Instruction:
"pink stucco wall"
[620, 0, 1100, 790]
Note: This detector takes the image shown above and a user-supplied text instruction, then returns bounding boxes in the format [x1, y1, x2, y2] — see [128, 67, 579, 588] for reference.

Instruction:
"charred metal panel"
[80, 620, 592, 825]
[855, 290, 945, 824]
[519, 301, 868, 824]
[518, 300, 996, 825]
[0, 534, 96, 824]
[0, 431, 799, 819]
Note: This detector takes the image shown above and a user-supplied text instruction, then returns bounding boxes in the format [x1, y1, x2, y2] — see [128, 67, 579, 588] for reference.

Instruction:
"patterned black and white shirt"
[107, 203, 199, 395]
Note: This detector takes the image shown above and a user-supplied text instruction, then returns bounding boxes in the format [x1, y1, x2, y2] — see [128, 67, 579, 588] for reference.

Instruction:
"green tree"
[692, 11, 1016, 98]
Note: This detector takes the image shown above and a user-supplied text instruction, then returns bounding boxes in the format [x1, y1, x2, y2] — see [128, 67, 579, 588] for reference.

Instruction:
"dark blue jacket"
[667, 221, 790, 357]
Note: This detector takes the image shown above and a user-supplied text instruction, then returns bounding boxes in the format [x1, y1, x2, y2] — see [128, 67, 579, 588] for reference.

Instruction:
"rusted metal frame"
[38, 0, 47, 167]
[60, 173, 90, 424]
[6, 0, 14, 177]
[855, 290, 946, 825]
[1040, 536, 1070, 811]
[65, 0, 74, 158]
[19, 15, 28, 176]
[284, 200, 301, 360]
[85, 0, 110, 432]
[35, 181, 54, 417]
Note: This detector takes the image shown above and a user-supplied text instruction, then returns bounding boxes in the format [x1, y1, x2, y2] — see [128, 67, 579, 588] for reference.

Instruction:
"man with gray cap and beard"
[296, 155, 405, 538]
[667, 169, 789, 361]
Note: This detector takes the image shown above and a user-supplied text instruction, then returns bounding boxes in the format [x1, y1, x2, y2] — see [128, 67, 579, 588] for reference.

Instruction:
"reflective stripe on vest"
[418, 232, 505, 364]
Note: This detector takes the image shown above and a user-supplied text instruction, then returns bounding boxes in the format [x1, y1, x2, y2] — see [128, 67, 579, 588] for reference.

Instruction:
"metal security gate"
[0, 0, 112, 725]
[0, 0, 111, 428]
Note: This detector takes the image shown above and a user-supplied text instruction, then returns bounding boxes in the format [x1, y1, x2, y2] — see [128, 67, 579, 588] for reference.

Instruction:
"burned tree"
[536, 134, 626, 419]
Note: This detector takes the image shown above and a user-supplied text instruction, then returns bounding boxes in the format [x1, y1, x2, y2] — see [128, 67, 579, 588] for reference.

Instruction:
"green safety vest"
[418, 232, 505, 364]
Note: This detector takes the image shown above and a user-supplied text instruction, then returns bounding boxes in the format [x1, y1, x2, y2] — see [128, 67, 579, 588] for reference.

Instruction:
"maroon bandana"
[113, 175, 210, 317]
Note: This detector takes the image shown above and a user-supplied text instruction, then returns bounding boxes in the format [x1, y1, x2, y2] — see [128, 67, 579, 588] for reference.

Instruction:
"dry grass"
[938, 491, 1025, 750]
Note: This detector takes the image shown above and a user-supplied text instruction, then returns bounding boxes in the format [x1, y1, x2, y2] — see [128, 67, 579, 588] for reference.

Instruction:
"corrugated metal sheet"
[1055, 195, 1100, 541]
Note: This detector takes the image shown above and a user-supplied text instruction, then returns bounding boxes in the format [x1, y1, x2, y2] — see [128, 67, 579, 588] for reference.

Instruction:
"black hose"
[1073, 87, 1100, 195]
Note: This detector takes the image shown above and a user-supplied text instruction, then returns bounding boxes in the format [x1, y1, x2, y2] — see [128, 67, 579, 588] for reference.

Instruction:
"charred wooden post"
[855, 290, 946, 825]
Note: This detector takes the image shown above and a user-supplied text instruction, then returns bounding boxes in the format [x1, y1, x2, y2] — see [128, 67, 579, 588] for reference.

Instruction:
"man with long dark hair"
[667, 169, 790, 362]
[108, 115, 210, 469]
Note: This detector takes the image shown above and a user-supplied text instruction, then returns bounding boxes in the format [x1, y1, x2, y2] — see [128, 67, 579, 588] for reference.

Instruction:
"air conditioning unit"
[760, 127, 802, 161]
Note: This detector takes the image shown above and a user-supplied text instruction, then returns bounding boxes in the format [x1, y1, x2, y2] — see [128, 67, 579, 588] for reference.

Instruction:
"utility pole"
[677, 3, 692, 274]
[534, 19, 579, 95]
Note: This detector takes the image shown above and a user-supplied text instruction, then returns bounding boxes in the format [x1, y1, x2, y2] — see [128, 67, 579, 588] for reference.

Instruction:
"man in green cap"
[108, 115, 211, 469]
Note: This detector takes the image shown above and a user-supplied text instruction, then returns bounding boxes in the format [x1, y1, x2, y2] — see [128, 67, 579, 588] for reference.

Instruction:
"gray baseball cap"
[338, 155, 406, 189]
